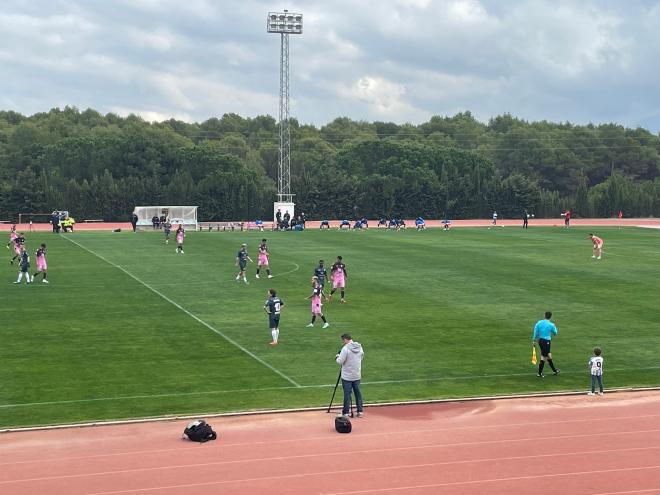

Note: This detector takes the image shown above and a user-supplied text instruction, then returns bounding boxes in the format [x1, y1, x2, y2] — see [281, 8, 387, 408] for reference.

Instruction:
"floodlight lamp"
[266, 11, 303, 34]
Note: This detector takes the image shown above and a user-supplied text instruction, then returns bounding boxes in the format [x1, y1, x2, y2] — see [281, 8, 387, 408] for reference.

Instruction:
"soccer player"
[492, 211, 498, 225]
[377, 217, 387, 228]
[14, 247, 31, 284]
[6, 224, 17, 249]
[339, 219, 350, 230]
[522, 210, 529, 229]
[10, 233, 25, 264]
[320, 219, 330, 229]
[532, 311, 560, 377]
[314, 260, 328, 288]
[235, 243, 252, 283]
[397, 218, 406, 230]
[329, 255, 348, 303]
[588, 347, 604, 395]
[563, 209, 571, 227]
[589, 233, 603, 260]
[264, 288, 284, 346]
[175, 226, 185, 254]
[256, 239, 273, 279]
[163, 219, 172, 244]
[305, 276, 329, 328]
[415, 217, 426, 230]
[32, 243, 49, 283]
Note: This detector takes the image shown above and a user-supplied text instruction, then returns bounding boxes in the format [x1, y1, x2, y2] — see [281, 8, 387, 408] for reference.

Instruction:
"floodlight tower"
[267, 10, 302, 214]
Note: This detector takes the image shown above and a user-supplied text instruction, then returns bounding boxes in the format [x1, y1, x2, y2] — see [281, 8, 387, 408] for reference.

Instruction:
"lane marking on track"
[38, 459, 660, 494]
[322, 465, 660, 495]
[592, 490, 660, 495]
[4, 442, 660, 485]
[3, 365, 660, 409]
[4, 414, 660, 466]
[60, 236, 300, 388]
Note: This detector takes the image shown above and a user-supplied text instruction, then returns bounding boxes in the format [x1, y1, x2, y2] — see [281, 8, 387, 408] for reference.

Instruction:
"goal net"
[133, 206, 198, 230]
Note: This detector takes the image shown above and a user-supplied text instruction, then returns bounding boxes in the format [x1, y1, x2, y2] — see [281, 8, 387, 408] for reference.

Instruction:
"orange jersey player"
[589, 234, 603, 260]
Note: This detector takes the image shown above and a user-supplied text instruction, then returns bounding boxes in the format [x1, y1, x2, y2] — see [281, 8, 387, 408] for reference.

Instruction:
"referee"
[532, 311, 560, 377]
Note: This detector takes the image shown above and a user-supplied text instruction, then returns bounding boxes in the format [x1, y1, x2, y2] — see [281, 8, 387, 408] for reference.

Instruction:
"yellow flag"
[531, 345, 538, 365]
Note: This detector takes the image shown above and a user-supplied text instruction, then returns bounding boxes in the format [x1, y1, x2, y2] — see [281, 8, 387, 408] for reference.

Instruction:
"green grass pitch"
[1, 226, 659, 428]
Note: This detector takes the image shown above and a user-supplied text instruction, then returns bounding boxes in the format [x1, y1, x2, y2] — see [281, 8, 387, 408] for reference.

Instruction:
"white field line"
[3, 387, 660, 433]
[60, 236, 300, 388]
[2, 366, 660, 410]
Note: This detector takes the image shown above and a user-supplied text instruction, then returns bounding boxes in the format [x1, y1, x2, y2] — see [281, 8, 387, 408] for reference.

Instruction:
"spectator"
[335, 333, 364, 418]
[52, 212, 61, 233]
[131, 212, 138, 233]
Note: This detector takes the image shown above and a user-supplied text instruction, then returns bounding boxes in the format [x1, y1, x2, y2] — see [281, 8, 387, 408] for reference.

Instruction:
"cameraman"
[335, 333, 364, 418]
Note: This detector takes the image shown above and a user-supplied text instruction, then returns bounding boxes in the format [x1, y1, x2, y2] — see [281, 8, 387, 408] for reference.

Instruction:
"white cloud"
[0, 0, 659, 130]
[111, 106, 193, 123]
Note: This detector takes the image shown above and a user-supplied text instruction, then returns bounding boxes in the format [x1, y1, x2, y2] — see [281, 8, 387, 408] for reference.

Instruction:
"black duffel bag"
[335, 416, 352, 433]
[183, 420, 217, 442]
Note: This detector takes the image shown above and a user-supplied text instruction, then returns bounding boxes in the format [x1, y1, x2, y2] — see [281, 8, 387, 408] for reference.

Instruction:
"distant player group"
[6, 225, 49, 284]
[219, 237, 348, 346]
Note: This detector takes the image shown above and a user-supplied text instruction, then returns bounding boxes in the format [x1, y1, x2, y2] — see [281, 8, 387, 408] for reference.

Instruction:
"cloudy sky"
[1, 0, 660, 130]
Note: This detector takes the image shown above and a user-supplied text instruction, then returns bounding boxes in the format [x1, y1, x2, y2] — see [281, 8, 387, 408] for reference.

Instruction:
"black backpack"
[183, 420, 217, 443]
[335, 416, 352, 434]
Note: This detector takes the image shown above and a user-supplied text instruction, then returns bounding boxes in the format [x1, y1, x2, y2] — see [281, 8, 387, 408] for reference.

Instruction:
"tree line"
[0, 107, 658, 221]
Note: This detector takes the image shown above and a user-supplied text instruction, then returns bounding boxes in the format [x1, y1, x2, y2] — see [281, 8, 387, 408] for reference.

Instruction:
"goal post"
[133, 206, 198, 230]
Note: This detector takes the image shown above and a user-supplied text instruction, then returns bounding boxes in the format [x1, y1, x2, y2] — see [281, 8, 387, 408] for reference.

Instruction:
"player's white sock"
[236, 275, 240, 280]
[271, 329, 278, 343]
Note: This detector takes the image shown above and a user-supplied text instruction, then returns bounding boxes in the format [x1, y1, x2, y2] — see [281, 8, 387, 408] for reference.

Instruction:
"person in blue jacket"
[532, 311, 560, 377]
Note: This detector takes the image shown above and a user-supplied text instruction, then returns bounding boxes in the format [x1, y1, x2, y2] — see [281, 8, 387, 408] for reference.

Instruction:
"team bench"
[197, 221, 274, 232]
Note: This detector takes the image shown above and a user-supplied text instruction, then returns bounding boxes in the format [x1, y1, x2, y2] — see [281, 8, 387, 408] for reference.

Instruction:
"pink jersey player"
[36, 246, 47, 271]
[175, 227, 185, 254]
[33, 243, 49, 283]
[255, 239, 273, 279]
[258, 244, 269, 266]
[329, 256, 348, 303]
[305, 277, 329, 328]
[311, 286, 322, 314]
[13, 234, 24, 256]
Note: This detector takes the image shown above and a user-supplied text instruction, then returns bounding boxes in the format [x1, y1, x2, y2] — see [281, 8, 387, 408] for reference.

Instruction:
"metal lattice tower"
[267, 10, 302, 204]
[278, 32, 291, 202]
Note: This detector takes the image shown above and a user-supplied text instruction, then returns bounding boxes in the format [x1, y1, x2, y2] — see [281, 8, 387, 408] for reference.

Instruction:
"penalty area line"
[61, 236, 301, 388]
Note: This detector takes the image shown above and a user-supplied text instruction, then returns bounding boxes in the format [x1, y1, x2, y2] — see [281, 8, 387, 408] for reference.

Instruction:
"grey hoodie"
[336, 341, 364, 381]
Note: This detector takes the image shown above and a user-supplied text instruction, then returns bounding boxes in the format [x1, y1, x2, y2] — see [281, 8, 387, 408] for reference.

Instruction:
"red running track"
[2, 391, 660, 494]
[2, 218, 660, 232]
